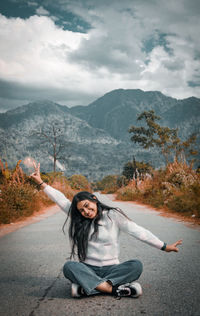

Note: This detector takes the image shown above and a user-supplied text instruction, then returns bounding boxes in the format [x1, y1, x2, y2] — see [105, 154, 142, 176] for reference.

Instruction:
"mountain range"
[0, 89, 199, 180]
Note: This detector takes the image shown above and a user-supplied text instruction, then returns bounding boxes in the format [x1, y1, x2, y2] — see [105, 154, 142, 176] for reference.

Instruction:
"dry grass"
[117, 160, 200, 218]
[0, 160, 90, 224]
[0, 160, 40, 223]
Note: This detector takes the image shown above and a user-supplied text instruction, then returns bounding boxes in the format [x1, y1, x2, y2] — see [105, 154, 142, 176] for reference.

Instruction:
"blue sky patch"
[0, 0, 91, 33]
[142, 31, 173, 55]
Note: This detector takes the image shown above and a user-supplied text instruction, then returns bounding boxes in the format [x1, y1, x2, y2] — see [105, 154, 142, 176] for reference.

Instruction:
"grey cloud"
[182, 0, 200, 14]
[69, 37, 142, 75]
[66, 3, 146, 76]
[163, 60, 184, 71]
[188, 73, 200, 87]
[0, 98, 30, 112]
[0, 80, 98, 112]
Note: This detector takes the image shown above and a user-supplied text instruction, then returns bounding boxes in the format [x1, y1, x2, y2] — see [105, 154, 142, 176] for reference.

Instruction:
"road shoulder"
[0, 204, 60, 238]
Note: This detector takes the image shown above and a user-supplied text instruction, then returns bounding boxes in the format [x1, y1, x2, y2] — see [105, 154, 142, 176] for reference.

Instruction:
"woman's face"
[77, 199, 98, 219]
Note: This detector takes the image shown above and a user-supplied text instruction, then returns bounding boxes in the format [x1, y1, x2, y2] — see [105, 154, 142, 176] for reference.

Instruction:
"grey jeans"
[63, 259, 143, 295]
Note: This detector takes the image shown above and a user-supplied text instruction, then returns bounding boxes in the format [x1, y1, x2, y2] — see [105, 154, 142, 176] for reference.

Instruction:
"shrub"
[96, 175, 116, 193]
[68, 174, 91, 191]
[165, 182, 200, 217]
[0, 183, 39, 224]
[116, 160, 200, 218]
[40, 171, 65, 185]
[116, 185, 139, 201]
[116, 175, 129, 188]
[166, 161, 197, 187]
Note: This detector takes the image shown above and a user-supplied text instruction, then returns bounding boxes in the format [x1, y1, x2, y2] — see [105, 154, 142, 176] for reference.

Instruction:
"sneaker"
[114, 282, 142, 298]
[71, 283, 86, 298]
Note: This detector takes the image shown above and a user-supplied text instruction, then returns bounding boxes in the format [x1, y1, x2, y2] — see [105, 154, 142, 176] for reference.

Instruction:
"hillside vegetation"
[1, 89, 200, 180]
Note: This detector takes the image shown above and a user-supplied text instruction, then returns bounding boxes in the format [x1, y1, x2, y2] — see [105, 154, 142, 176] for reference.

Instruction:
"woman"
[31, 163, 182, 299]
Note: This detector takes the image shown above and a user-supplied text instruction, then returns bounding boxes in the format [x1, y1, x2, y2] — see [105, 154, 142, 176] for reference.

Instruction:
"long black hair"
[62, 191, 130, 262]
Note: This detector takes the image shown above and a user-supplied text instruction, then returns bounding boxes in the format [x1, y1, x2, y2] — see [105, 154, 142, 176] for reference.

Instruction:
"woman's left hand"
[165, 239, 183, 252]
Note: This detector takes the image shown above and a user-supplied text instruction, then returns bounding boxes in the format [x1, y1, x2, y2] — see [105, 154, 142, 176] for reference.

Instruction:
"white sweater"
[44, 185, 164, 266]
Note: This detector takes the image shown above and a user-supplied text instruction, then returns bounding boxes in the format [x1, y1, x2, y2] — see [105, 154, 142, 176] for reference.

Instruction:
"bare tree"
[31, 120, 70, 172]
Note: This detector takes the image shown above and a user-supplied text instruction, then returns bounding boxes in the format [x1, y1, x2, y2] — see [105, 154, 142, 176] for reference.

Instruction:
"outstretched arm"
[30, 162, 71, 214]
[30, 162, 47, 189]
[113, 211, 183, 253]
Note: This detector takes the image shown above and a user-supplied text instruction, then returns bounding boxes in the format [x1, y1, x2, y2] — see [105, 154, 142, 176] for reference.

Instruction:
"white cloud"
[0, 14, 88, 89]
[35, 6, 50, 16]
[27, 1, 38, 7]
[0, 0, 200, 111]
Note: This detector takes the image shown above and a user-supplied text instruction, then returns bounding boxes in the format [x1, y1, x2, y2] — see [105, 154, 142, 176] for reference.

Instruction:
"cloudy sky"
[0, 0, 200, 112]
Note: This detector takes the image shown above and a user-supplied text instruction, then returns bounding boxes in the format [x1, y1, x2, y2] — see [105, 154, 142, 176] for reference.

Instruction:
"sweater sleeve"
[43, 185, 71, 214]
[112, 211, 164, 250]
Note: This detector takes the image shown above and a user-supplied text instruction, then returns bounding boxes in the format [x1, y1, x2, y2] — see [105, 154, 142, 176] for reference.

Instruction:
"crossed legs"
[63, 259, 143, 295]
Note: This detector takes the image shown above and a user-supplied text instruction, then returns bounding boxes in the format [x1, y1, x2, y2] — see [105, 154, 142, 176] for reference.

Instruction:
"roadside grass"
[0, 160, 91, 224]
[1, 158, 199, 224]
[116, 160, 200, 218]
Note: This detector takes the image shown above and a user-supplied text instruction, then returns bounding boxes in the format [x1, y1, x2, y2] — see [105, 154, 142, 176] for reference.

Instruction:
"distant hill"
[163, 97, 200, 138]
[0, 90, 200, 180]
[70, 89, 200, 141]
[0, 100, 125, 180]
[0, 100, 70, 129]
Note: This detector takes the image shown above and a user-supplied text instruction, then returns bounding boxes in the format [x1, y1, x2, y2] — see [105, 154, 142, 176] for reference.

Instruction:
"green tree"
[129, 110, 178, 164]
[122, 160, 152, 180]
[128, 110, 198, 165]
[173, 134, 198, 164]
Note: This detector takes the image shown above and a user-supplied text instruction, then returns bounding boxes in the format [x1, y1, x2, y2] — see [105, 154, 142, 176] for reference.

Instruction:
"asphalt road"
[0, 194, 200, 316]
